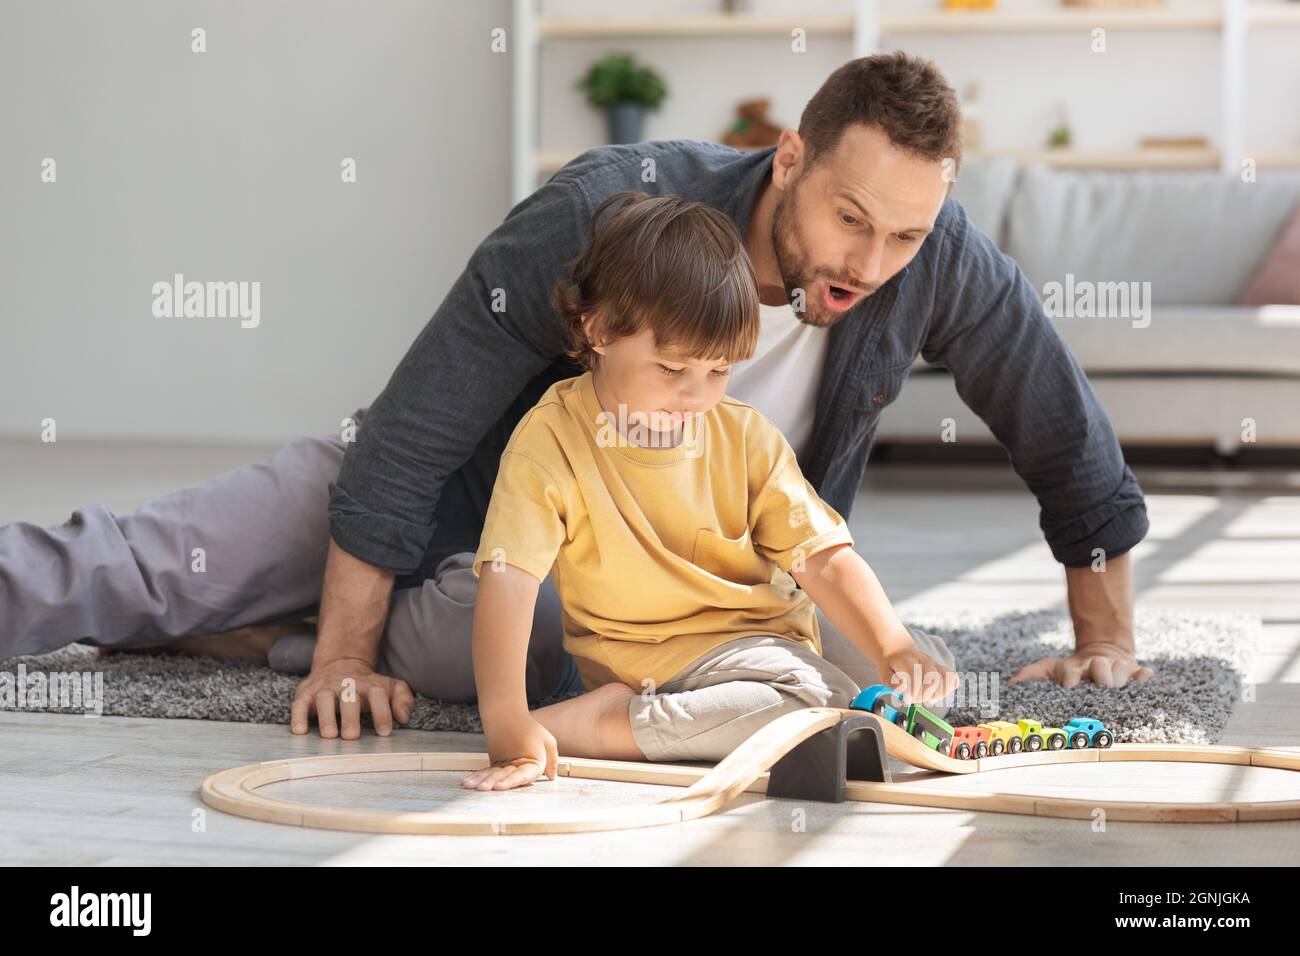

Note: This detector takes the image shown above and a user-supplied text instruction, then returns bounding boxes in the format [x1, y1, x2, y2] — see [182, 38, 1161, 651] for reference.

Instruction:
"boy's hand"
[879, 648, 960, 708]
[462, 715, 558, 792]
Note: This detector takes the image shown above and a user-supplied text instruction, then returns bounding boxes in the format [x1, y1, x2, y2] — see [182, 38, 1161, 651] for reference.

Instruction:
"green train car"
[905, 703, 954, 755]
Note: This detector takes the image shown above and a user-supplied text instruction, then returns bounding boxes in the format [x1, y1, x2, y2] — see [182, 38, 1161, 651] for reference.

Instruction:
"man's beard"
[770, 186, 876, 329]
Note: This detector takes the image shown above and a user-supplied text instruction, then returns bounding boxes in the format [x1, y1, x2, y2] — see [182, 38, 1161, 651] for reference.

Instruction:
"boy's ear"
[580, 312, 606, 354]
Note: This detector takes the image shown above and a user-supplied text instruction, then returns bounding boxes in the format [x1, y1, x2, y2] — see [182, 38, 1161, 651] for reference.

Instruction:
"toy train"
[850, 684, 1114, 760]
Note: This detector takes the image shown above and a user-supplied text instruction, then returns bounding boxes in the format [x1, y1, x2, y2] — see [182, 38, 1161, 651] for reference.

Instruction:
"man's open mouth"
[822, 280, 865, 312]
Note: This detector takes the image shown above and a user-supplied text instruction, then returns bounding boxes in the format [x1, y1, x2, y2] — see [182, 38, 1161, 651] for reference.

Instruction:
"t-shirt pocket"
[692, 527, 771, 586]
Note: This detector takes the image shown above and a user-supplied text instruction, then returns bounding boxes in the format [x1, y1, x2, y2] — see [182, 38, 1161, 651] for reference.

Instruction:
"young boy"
[463, 191, 958, 792]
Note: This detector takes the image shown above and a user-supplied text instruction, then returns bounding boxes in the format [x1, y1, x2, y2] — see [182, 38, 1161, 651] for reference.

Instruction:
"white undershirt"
[724, 302, 830, 460]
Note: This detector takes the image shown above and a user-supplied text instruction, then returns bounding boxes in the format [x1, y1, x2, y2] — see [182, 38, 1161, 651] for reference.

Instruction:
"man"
[0, 53, 1153, 741]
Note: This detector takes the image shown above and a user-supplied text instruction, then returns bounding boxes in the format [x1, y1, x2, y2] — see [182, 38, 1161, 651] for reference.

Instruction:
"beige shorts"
[627, 617, 957, 762]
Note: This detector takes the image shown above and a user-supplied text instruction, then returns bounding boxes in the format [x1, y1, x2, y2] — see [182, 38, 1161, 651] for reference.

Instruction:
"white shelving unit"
[512, 0, 1300, 203]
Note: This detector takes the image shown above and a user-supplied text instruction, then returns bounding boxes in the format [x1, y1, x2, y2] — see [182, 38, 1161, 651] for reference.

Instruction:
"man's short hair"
[798, 51, 963, 175]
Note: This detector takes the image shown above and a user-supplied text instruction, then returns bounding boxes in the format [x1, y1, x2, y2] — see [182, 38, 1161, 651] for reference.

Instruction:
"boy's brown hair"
[553, 191, 760, 371]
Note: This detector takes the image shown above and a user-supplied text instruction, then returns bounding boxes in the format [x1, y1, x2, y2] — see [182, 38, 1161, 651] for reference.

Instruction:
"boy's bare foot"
[94, 618, 317, 664]
[531, 681, 644, 761]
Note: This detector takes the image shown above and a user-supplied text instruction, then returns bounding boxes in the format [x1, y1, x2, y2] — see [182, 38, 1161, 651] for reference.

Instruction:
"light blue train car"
[1063, 717, 1114, 749]
[849, 683, 907, 727]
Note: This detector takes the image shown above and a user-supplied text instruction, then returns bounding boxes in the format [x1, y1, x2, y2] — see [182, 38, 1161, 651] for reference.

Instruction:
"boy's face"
[768, 123, 950, 327]
[586, 325, 731, 435]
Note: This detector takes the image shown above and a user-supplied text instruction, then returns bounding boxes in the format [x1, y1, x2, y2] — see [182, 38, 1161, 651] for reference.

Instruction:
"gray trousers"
[629, 634, 862, 762]
[0, 408, 957, 712]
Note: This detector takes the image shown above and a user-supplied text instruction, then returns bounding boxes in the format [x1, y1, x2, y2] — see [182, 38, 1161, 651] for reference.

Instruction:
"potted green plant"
[576, 53, 668, 144]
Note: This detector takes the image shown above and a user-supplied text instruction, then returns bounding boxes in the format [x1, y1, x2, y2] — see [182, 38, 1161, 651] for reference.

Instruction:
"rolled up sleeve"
[472, 451, 568, 583]
[751, 451, 855, 573]
[920, 200, 1150, 568]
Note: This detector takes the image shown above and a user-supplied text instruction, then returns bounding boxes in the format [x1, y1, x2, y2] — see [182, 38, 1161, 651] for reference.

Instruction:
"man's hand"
[1010, 641, 1153, 689]
[291, 538, 404, 737]
[290, 657, 415, 739]
[1011, 551, 1155, 689]
[461, 714, 558, 792]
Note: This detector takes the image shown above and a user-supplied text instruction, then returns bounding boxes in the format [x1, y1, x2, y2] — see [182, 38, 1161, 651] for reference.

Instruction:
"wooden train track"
[200, 707, 1300, 834]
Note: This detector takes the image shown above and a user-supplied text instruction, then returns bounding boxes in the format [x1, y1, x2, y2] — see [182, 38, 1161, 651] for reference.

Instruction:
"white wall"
[0, 0, 513, 443]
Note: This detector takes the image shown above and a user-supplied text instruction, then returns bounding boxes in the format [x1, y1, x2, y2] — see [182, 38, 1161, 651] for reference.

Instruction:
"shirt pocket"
[692, 527, 772, 586]
[858, 361, 913, 417]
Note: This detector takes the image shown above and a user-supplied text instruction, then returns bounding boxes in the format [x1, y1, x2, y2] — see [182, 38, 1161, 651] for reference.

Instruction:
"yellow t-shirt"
[471, 369, 854, 692]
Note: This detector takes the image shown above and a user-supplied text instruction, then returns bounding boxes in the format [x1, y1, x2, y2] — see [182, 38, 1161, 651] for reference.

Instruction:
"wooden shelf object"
[538, 13, 853, 38]
[514, 2, 1296, 199]
[884, 7, 1222, 33]
[982, 146, 1222, 169]
[535, 7, 1255, 40]
[536, 5, 1300, 38]
[537, 145, 1300, 174]
[1248, 2, 1300, 27]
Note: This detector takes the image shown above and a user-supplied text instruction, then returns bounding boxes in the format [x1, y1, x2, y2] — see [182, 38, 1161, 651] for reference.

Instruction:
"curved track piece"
[863, 711, 1300, 822]
[201, 707, 1300, 833]
[201, 707, 845, 836]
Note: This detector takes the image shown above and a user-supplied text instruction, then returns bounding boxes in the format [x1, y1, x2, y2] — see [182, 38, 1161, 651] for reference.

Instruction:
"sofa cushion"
[1003, 166, 1300, 307]
[879, 370, 1300, 446]
[949, 155, 1020, 246]
[1054, 305, 1300, 375]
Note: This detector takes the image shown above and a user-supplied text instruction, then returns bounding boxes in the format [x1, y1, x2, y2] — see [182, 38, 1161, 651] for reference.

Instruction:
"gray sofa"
[881, 159, 1300, 451]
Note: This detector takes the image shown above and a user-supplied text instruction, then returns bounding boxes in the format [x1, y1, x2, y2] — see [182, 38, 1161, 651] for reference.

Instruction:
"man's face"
[770, 123, 950, 327]
[585, 325, 731, 436]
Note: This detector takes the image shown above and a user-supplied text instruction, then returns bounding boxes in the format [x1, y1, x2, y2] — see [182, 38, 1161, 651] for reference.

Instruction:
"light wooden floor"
[2, 439, 1298, 865]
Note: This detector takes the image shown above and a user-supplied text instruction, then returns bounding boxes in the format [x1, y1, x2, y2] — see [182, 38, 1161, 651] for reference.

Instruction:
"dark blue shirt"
[328, 140, 1149, 589]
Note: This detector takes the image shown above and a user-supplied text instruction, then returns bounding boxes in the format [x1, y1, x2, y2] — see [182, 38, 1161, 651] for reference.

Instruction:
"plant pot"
[606, 103, 647, 144]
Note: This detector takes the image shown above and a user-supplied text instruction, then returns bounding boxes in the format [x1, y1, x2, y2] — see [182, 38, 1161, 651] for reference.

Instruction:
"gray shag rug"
[908, 607, 1259, 745]
[0, 607, 1260, 745]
